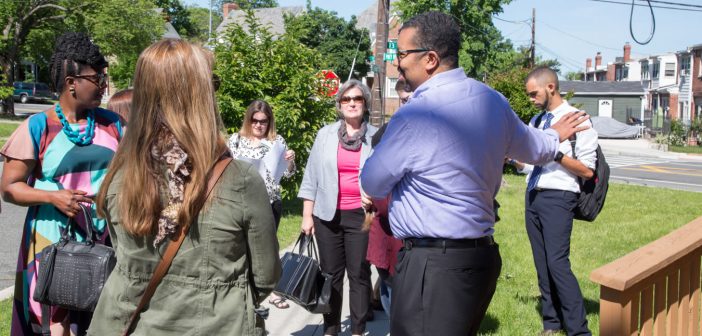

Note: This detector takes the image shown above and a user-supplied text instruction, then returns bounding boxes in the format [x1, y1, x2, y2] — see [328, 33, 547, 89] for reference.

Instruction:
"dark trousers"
[314, 208, 371, 335]
[526, 189, 591, 336]
[390, 241, 501, 336]
[271, 200, 282, 230]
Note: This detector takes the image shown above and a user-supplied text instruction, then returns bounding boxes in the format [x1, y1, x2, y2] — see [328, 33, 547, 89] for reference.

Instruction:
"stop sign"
[317, 70, 340, 97]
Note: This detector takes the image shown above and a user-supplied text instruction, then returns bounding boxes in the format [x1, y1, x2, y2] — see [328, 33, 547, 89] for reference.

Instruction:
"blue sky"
[184, 0, 702, 75]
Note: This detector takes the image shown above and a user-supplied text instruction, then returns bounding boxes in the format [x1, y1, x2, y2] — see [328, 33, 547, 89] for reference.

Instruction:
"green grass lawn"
[3, 176, 702, 334]
[0, 121, 20, 148]
[670, 145, 702, 154]
[478, 175, 702, 335]
[0, 297, 10, 335]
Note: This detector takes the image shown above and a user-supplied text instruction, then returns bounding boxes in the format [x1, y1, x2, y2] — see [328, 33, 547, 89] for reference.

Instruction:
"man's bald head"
[526, 66, 559, 91]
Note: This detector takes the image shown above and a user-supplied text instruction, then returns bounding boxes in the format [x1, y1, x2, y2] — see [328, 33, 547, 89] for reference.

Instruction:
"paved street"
[0, 162, 25, 290]
[609, 156, 702, 193]
[13, 102, 51, 116]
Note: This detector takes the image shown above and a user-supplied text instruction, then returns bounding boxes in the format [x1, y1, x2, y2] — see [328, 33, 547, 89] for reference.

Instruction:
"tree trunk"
[1, 58, 16, 116]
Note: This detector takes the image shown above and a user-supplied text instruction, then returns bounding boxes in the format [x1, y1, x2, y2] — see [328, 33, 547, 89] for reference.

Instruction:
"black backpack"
[535, 112, 610, 222]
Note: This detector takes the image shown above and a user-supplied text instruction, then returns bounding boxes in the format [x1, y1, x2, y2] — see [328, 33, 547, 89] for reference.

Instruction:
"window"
[652, 62, 659, 79]
[664, 63, 675, 77]
[386, 77, 398, 98]
[641, 63, 649, 79]
[681, 56, 691, 75]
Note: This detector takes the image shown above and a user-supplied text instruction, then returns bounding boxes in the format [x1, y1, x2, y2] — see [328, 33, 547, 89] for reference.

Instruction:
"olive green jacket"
[88, 161, 282, 336]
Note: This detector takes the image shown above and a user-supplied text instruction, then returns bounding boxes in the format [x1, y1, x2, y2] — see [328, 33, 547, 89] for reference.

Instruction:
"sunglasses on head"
[339, 95, 364, 104]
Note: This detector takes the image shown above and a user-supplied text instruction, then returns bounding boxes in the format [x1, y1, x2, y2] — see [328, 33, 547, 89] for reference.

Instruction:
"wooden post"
[654, 277, 667, 335]
[669, 269, 681, 336]
[369, 0, 390, 127]
[599, 286, 638, 336]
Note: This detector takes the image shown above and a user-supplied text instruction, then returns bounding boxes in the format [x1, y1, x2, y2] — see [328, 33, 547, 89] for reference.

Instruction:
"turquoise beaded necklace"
[55, 103, 96, 146]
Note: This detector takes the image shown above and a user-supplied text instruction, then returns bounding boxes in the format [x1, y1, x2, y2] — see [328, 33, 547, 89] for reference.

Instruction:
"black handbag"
[274, 233, 332, 314]
[33, 203, 116, 313]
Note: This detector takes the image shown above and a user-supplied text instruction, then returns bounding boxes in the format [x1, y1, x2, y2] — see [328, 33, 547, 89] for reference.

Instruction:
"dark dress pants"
[526, 189, 591, 336]
[314, 208, 372, 335]
[390, 241, 502, 336]
[271, 200, 282, 229]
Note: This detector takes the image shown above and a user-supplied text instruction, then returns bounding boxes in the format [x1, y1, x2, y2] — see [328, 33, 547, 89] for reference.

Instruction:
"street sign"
[316, 70, 340, 97]
[387, 40, 397, 50]
[384, 52, 396, 61]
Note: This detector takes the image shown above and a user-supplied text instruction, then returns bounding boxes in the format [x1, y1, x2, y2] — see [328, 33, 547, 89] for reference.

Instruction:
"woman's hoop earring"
[69, 86, 76, 98]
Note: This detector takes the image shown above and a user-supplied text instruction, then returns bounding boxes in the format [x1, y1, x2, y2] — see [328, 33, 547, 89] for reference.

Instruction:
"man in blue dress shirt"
[360, 11, 590, 336]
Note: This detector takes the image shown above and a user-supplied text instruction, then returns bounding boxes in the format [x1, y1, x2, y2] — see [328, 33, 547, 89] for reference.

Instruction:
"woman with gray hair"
[298, 79, 377, 336]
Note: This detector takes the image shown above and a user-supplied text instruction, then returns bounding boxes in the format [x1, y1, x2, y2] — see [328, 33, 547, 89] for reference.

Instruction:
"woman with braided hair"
[0, 32, 123, 335]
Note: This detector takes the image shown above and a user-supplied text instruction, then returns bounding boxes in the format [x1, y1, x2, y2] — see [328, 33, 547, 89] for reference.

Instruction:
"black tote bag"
[274, 233, 332, 314]
[33, 204, 116, 312]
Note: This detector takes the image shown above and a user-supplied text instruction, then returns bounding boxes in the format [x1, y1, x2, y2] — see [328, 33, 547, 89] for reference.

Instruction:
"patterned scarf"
[150, 129, 192, 247]
[338, 120, 368, 151]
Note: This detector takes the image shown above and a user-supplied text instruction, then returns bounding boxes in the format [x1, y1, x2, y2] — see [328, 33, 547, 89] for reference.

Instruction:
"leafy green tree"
[155, 0, 197, 38]
[0, 0, 163, 113]
[566, 71, 582, 81]
[486, 67, 538, 123]
[395, 0, 514, 78]
[187, 5, 222, 43]
[82, 0, 164, 89]
[284, 6, 371, 81]
[215, 11, 336, 197]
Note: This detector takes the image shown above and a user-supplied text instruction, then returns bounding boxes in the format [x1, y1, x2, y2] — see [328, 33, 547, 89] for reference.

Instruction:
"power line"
[636, 0, 702, 9]
[492, 16, 530, 25]
[630, 0, 655, 45]
[585, 0, 702, 12]
[539, 21, 622, 53]
[535, 42, 586, 71]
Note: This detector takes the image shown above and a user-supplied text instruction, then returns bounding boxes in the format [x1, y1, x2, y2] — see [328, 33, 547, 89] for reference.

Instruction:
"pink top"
[337, 143, 362, 210]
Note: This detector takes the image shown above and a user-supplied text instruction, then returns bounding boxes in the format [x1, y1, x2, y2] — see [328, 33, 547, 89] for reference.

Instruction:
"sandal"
[268, 297, 290, 309]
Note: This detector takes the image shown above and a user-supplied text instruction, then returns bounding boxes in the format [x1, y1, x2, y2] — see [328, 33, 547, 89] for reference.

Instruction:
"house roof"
[216, 6, 304, 36]
[560, 81, 645, 96]
[163, 22, 181, 39]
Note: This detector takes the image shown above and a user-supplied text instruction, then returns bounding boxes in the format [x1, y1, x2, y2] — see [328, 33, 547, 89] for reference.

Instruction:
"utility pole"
[370, 0, 390, 127]
[208, 0, 213, 44]
[530, 8, 535, 68]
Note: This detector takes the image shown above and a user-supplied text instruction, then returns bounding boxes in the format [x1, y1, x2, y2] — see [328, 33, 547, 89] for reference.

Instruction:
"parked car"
[13, 82, 52, 104]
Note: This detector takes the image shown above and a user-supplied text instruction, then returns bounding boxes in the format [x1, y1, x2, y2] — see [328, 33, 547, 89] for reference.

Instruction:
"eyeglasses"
[339, 95, 364, 104]
[251, 118, 269, 125]
[396, 48, 432, 61]
[74, 73, 108, 87]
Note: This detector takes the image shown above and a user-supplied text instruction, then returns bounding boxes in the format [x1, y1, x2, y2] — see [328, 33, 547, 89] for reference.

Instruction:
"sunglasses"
[74, 73, 108, 87]
[339, 95, 364, 104]
[396, 48, 432, 61]
[251, 118, 269, 125]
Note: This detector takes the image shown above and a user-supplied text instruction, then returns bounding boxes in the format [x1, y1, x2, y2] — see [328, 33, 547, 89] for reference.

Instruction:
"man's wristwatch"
[554, 151, 565, 163]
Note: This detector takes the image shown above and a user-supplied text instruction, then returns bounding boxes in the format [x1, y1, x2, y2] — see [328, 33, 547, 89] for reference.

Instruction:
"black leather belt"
[403, 236, 495, 250]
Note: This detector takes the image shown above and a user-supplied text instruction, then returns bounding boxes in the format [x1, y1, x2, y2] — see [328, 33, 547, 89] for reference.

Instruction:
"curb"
[0, 285, 13, 301]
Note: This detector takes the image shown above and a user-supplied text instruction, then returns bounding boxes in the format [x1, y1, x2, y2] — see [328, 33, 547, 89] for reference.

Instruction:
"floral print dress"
[227, 134, 295, 203]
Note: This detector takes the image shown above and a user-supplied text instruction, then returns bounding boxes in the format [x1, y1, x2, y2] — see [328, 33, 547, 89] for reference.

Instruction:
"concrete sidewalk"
[264, 243, 389, 336]
[598, 138, 702, 161]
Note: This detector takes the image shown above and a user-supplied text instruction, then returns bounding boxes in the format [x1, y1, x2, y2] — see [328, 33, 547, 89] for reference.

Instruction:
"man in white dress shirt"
[508, 66, 597, 336]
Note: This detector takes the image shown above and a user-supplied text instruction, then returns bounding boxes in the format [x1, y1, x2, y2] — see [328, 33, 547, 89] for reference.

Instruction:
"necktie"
[527, 112, 554, 192]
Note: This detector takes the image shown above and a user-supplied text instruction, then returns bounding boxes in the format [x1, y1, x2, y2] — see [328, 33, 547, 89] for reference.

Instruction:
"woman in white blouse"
[228, 100, 295, 309]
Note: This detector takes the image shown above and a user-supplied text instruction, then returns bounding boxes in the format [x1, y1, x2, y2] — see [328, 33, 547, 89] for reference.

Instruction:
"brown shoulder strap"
[123, 157, 233, 336]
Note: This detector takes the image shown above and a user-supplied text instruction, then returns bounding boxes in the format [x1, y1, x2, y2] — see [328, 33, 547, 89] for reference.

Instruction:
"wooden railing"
[590, 216, 702, 335]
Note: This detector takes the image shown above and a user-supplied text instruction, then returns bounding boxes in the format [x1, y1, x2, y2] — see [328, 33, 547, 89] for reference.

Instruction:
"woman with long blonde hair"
[88, 39, 281, 335]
